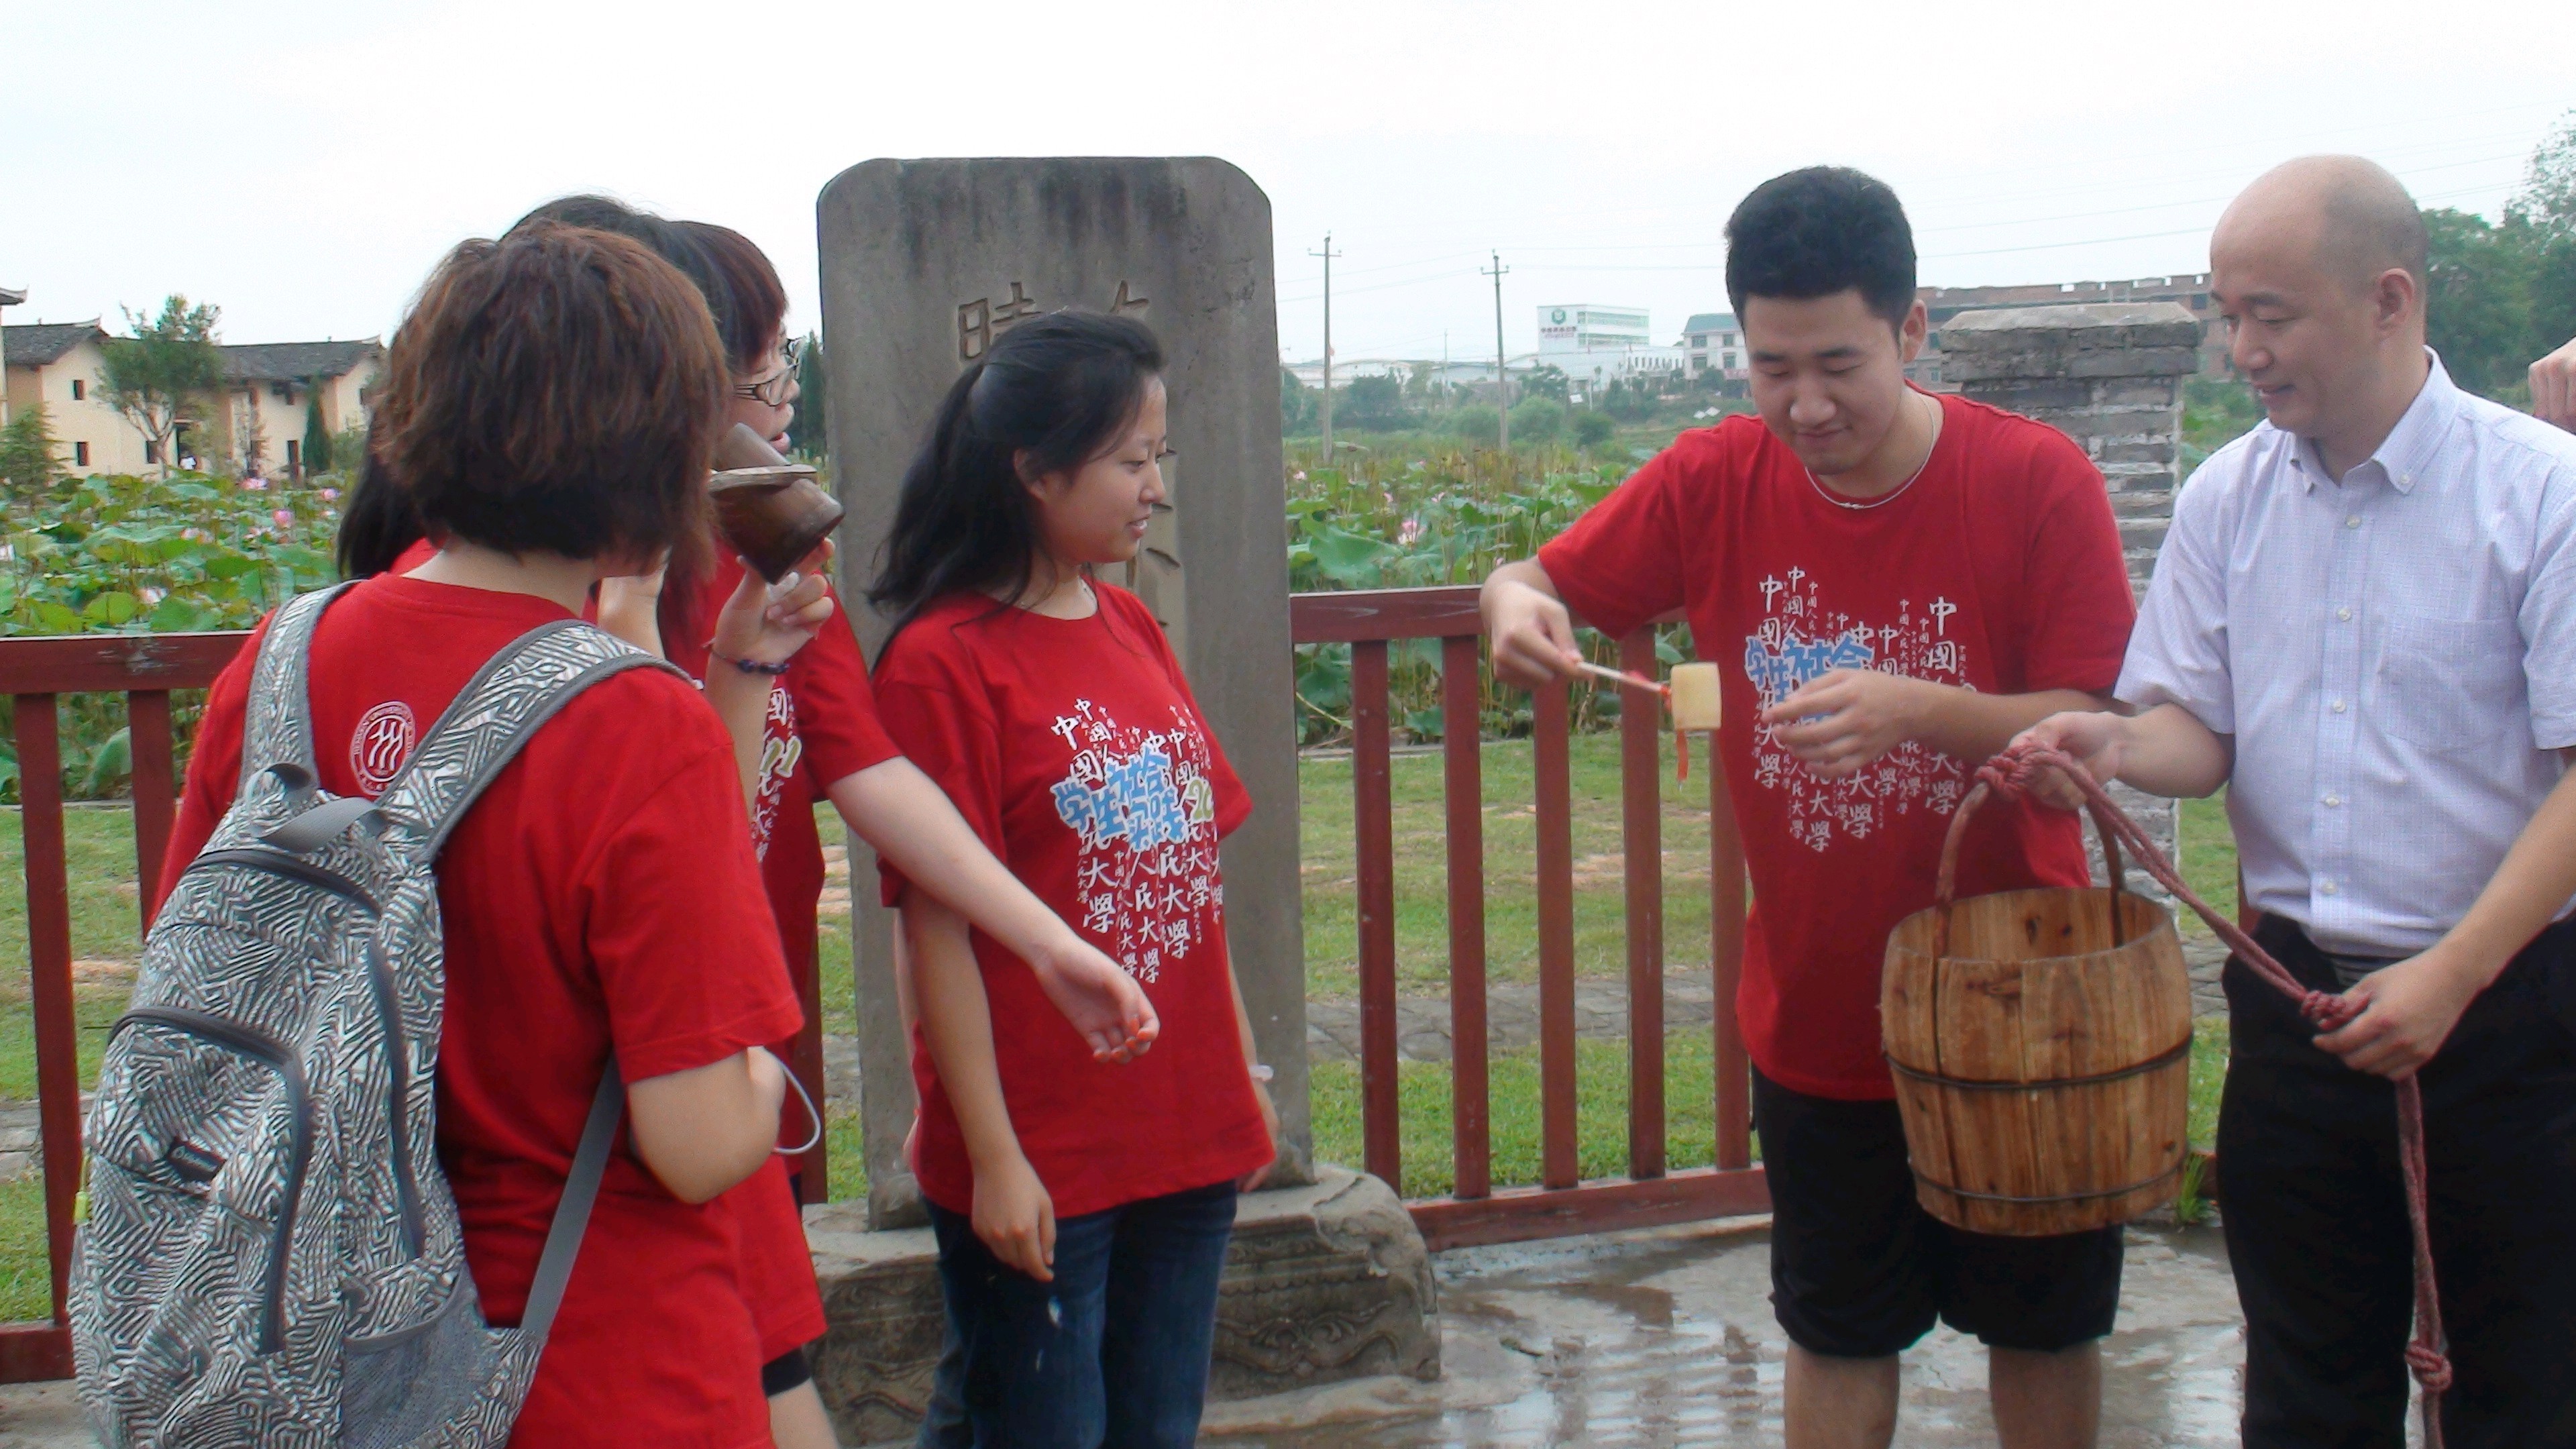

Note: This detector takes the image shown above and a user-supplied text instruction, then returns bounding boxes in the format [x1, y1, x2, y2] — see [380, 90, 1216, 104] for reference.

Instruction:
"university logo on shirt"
[1047, 698, 1224, 983]
[1745, 568, 1972, 851]
[350, 701, 417, 796]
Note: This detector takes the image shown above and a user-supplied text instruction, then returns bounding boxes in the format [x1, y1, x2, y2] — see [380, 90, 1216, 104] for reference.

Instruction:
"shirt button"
[2346, 515, 2363, 529]
[2332, 698, 2348, 713]
[2323, 794, 2341, 808]
[2337, 606, 2353, 622]
[2320, 879, 2340, 896]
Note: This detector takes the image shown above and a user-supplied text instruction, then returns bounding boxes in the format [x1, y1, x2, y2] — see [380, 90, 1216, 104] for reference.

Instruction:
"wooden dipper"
[1666, 661, 1721, 732]
[708, 423, 845, 582]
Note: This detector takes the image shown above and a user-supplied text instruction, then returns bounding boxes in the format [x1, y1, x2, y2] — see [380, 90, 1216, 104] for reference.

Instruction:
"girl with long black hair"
[870, 311, 1277, 1448]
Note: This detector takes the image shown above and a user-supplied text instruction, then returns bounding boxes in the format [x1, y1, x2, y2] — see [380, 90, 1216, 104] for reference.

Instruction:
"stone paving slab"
[1208, 1216, 2275, 1448]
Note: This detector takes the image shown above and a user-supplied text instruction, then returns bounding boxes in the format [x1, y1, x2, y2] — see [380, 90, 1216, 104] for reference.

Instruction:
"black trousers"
[2220, 915, 2576, 1449]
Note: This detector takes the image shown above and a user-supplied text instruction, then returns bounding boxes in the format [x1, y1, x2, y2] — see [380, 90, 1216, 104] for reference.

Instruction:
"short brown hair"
[682, 220, 790, 370]
[370, 224, 727, 566]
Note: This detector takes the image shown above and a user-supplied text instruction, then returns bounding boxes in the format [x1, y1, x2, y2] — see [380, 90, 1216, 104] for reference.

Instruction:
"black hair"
[1724, 166, 1919, 328]
[331, 443, 417, 578]
[869, 311, 1164, 629]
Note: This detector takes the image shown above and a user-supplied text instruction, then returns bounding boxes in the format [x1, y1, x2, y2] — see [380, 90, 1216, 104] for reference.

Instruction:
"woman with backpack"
[867, 311, 1277, 1448]
[333, 195, 1163, 1448]
[151, 224, 818, 1446]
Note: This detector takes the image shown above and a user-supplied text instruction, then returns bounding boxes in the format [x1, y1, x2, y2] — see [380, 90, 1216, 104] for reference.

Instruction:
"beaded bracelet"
[706, 647, 794, 677]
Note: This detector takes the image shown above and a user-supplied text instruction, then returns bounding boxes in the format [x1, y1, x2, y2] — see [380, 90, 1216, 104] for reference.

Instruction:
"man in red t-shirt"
[1485, 167, 2135, 1449]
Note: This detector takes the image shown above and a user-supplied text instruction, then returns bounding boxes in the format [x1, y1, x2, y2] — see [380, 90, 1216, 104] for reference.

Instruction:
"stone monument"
[817, 157, 1312, 1223]
[810, 158, 1435, 1439]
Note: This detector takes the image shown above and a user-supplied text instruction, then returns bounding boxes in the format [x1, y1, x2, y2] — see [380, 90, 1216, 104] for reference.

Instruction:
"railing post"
[1440, 636, 1490, 1201]
[1533, 680, 1578, 1190]
[1617, 630, 1666, 1181]
[12, 697, 81, 1326]
[1350, 640, 1401, 1189]
[1709, 745, 1752, 1171]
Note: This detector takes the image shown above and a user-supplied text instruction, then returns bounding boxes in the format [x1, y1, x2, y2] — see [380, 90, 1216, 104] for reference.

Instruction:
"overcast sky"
[9, 1, 2571, 366]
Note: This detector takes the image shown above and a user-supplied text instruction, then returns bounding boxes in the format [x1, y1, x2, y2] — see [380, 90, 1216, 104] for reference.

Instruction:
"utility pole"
[1309, 233, 1341, 457]
[1483, 250, 1511, 452]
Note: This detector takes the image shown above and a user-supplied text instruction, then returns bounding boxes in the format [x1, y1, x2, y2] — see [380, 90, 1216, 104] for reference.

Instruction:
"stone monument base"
[808, 1166, 1441, 1446]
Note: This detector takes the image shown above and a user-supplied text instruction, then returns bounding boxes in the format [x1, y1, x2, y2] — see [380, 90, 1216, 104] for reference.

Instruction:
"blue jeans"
[921, 1181, 1238, 1449]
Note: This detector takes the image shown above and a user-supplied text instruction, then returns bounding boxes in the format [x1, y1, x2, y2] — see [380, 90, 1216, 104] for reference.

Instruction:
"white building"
[2, 321, 378, 477]
[4, 321, 154, 475]
[1681, 312, 1748, 379]
[1535, 303, 1686, 394]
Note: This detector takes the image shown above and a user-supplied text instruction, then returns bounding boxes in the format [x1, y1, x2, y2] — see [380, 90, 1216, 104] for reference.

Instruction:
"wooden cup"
[707, 423, 845, 582]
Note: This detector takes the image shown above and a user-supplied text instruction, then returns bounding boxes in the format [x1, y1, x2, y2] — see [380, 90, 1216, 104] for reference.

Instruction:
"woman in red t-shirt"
[868, 311, 1277, 1447]
[164, 226, 822, 1446]
[333, 196, 1164, 1448]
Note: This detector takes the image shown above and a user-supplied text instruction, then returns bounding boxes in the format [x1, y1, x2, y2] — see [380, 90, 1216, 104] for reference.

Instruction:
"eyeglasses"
[734, 336, 804, 407]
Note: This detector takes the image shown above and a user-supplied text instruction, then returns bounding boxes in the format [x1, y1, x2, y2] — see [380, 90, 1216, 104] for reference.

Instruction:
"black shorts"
[1753, 1066, 2123, 1358]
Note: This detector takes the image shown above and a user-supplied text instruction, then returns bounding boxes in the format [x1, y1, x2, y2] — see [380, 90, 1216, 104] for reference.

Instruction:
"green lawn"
[1, 754, 2244, 1320]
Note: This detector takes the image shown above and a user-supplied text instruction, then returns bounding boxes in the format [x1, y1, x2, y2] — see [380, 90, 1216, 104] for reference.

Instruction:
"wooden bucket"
[1880, 786, 2192, 1236]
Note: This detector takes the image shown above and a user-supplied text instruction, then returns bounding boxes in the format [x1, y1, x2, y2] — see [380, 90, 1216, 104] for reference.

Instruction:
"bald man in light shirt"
[2026, 158, 2576, 1448]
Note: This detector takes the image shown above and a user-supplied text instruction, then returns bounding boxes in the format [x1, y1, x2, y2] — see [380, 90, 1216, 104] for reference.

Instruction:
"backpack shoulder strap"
[236, 581, 360, 799]
[518, 1057, 623, 1345]
[372, 619, 686, 863]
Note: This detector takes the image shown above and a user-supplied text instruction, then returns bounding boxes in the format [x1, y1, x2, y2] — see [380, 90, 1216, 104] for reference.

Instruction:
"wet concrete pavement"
[1206, 1216, 2259, 1448]
[2, 1218, 2275, 1448]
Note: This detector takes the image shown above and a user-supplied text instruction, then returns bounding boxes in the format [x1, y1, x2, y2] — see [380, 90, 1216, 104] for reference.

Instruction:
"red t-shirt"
[390, 541, 898, 1362]
[660, 557, 898, 1362]
[163, 576, 800, 1448]
[664, 555, 901, 967]
[1538, 394, 2135, 1099]
[872, 585, 1273, 1218]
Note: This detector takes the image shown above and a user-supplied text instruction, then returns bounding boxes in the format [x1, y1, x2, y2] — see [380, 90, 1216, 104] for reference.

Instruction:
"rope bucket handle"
[1929, 775, 2130, 965]
[1967, 739, 2454, 1447]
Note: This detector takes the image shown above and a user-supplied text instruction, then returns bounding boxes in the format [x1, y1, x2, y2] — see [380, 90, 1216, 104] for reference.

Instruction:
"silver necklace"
[1805, 399, 1939, 511]
[1806, 450, 1931, 511]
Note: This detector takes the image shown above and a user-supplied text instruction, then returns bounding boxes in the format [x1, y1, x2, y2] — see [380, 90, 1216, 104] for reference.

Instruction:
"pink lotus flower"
[273, 509, 294, 530]
[320, 488, 340, 502]
[1398, 518, 1426, 545]
[241, 476, 268, 491]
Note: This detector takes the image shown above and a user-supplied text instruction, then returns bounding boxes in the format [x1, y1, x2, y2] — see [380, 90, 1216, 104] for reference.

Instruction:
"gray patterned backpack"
[72, 583, 684, 1448]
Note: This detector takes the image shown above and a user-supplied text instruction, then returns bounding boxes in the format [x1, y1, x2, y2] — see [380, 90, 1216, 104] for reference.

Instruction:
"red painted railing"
[1290, 586, 1765, 1251]
[0, 631, 240, 1382]
[1, 586, 1767, 1380]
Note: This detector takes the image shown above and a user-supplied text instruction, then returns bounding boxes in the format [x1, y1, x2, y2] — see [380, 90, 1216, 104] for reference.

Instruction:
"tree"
[1509, 395, 1566, 441]
[2422, 208, 2540, 399]
[1520, 364, 1570, 402]
[785, 331, 826, 460]
[1572, 411, 1615, 449]
[1280, 368, 1318, 436]
[302, 382, 333, 475]
[1340, 374, 1413, 431]
[2510, 111, 2576, 364]
[100, 296, 224, 476]
[0, 402, 67, 496]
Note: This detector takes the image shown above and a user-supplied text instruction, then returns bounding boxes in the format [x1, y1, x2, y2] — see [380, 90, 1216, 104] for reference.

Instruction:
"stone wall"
[1941, 302, 2200, 897]
[1941, 301, 2200, 594]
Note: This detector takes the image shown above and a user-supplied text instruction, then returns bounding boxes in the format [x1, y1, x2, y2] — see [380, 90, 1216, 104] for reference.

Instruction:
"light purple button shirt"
[2118, 355, 2576, 957]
